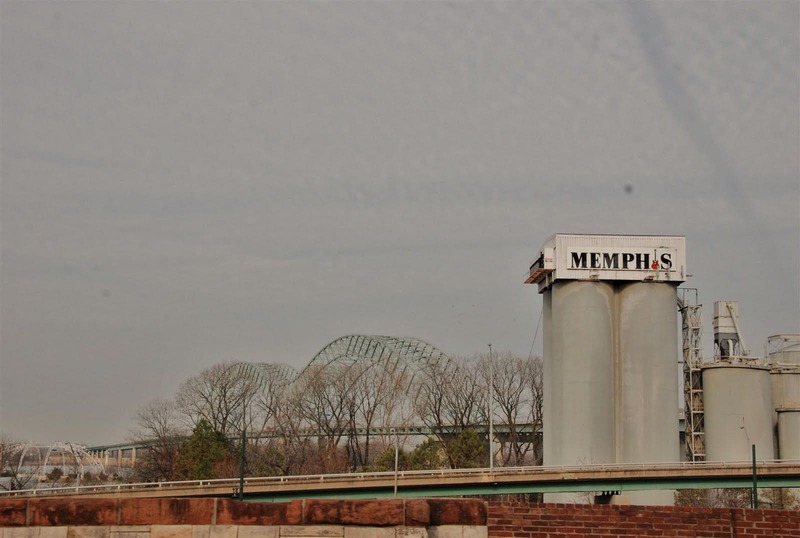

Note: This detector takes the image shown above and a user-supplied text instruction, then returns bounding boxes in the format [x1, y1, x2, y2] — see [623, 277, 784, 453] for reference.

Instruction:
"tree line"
[130, 351, 544, 482]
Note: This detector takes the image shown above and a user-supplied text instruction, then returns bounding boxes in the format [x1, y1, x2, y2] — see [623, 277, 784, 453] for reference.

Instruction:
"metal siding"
[702, 364, 775, 462]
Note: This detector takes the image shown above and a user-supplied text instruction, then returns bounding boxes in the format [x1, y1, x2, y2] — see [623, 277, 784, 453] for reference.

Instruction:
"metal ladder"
[679, 288, 705, 461]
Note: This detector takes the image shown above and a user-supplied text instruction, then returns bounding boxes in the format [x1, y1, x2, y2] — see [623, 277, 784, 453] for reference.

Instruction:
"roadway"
[4, 461, 800, 502]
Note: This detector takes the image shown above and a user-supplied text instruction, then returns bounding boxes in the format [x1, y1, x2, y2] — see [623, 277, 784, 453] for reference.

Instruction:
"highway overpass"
[3, 461, 800, 502]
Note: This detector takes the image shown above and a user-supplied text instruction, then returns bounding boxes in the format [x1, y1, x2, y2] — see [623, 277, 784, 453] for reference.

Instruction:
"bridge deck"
[4, 462, 800, 501]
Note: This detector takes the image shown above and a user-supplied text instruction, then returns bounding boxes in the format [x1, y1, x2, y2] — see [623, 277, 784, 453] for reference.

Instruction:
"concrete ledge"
[278, 527, 343, 537]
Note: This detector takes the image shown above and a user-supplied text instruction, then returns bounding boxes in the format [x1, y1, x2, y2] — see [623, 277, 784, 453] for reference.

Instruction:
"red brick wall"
[487, 501, 800, 537]
[3, 498, 800, 537]
[0, 498, 485, 528]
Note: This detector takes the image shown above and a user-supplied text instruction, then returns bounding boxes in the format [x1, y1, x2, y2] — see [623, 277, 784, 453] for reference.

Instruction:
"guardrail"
[3, 460, 800, 499]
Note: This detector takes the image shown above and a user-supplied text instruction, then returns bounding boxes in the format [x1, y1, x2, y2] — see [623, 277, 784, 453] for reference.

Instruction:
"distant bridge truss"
[0, 441, 106, 491]
[87, 335, 474, 467]
[229, 334, 450, 387]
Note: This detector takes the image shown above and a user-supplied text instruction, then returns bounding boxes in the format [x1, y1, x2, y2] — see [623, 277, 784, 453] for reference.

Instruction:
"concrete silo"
[701, 303, 776, 462]
[777, 406, 800, 460]
[702, 362, 774, 462]
[618, 282, 680, 466]
[526, 234, 686, 505]
[544, 280, 615, 468]
[769, 335, 800, 458]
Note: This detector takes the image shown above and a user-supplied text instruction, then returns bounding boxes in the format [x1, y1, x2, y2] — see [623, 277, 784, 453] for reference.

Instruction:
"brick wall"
[487, 501, 800, 537]
[0, 498, 486, 538]
[4, 498, 800, 537]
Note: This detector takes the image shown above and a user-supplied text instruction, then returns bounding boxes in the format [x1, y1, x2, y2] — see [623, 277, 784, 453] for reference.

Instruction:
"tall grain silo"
[526, 234, 686, 505]
[544, 280, 615, 468]
[618, 282, 680, 466]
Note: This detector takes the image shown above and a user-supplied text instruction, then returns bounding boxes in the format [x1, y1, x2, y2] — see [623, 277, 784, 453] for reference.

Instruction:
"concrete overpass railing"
[3, 461, 800, 501]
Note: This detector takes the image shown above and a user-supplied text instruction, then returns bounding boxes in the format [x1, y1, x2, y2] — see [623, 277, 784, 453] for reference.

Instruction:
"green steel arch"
[300, 335, 450, 377]
[216, 335, 450, 397]
[231, 361, 297, 388]
[214, 335, 448, 394]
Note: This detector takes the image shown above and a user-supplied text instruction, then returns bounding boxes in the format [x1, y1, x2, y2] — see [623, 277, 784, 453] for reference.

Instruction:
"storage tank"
[767, 335, 800, 365]
[768, 335, 800, 457]
[618, 282, 681, 464]
[702, 363, 774, 462]
[776, 406, 800, 460]
[618, 282, 680, 505]
[770, 367, 800, 455]
[543, 280, 615, 467]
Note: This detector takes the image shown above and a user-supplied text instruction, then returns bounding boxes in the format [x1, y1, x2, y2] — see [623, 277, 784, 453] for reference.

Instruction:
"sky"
[1, 1, 798, 446]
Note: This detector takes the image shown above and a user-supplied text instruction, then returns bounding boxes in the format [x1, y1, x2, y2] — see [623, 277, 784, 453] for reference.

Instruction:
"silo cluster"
[526, 234, 687, 505]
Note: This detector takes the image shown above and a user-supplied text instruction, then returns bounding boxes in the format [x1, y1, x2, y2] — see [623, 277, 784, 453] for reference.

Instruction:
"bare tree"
[525, 354, 544, 465]
[0, 437, 41, 491]
[345, 355, 414, 470]
[175, 362, 260, 437]
[414, 356, 485, 468]
[292, 363, 353, 473]
[245, 364, 295, 475]
[481, 352, 544, 466]
[129, 398, 185, 481]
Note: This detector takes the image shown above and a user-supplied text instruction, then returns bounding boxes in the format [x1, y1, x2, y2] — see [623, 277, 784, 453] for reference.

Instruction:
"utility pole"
[751, 444, 758, 509]
[391, 428, 399, 497]
[488, 343, 494, 471]
[238, 399, 246, 501]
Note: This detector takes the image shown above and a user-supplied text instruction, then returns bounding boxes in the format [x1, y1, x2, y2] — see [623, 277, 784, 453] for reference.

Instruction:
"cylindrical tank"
[618, 282, 680, 505]
[770, 368, 800, 457]
[770, 370, 800, 415]
[777, 406, 800, 460]
[542, 287, 553, 462]
[702, 363, 775, 462]
[617, 282, 680, 463]
[768, 335, 800, 365]
[543, 280, 615, 468]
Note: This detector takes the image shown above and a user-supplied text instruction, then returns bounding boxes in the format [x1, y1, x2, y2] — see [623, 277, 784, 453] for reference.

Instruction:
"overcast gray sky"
[1, 1, 798, 446]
